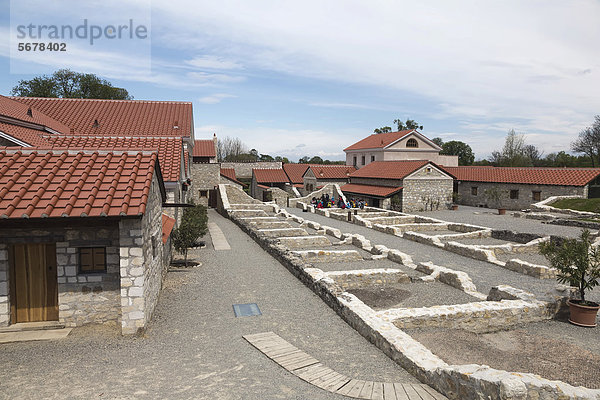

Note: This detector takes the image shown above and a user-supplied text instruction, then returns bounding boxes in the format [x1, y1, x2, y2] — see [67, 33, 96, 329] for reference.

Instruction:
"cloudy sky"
[1, 0, 599, 161]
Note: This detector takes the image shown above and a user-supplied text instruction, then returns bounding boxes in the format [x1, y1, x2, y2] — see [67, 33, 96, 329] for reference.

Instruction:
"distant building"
[190, 136, 220, 207]
[444, 166, 600, 209]
[302, 165, 356, 193]
[344, 129, 458, 168]
[341, 160, 454, 211]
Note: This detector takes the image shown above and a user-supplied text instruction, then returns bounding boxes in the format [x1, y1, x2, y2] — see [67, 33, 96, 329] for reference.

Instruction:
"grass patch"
[551, 198, 600, 213]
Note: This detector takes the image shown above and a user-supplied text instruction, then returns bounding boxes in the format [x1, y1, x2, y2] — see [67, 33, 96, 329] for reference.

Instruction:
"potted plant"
[539, 229, 600, 327]
[451, 192, 460, 210]
[484, 186, 505, 215]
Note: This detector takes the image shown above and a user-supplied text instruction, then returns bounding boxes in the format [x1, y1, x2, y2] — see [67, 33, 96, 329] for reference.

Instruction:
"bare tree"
[490, 129, 531, 166]
[217, 136, 248, 161]
[572, 116, 600, 167]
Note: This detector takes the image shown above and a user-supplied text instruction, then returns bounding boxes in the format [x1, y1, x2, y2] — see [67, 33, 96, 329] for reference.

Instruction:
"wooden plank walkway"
[243, 332, 448, 400]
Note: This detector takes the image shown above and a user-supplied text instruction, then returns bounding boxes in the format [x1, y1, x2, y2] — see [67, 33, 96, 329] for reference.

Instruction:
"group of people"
[310, 194, 366, 209]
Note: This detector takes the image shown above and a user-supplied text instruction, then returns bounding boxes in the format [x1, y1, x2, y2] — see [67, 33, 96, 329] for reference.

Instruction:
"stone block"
[128, 286, 143, 297]
[131, 257, 143, 266]
[0, 302, 8, 314]
[129, 247, 143, 257]
[65, 266, 77, 276]
[128, 311, 144, 320]
[129, 267, 144, 277]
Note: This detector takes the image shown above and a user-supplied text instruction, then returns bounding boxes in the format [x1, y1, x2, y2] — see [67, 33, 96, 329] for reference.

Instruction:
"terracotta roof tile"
[283, 163, 312, 184]
[443, 166, 600, 186]
[0, 149, 159, 219]
[350, 160, 431, 180]
[220, 168, 246, 187]
[43, 135, 182, 182]
[306, 165, 356, 179]
[0, 95, 70, 134]
[341, 183, 403, 197]
[0, 122, 51, 146]
[344, 130, 415, 151]
[253, 168, 289, 183]
[193, 139, 216, 157]
[162, 213, 176, 243]
[11, 97, 193, 137]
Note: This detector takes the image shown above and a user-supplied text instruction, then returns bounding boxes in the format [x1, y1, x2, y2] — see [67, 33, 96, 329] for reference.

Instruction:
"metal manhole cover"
[233, 303, 262, 317]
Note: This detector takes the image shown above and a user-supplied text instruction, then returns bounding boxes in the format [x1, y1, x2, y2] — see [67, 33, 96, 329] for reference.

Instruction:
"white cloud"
[197, 93, 236, 104]
[186, 56, 243, 70]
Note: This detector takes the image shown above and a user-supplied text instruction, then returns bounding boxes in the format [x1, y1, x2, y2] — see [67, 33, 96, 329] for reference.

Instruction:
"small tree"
[484, 186, 503, 209]
[171, 203, 208, 266]
[539, 230, 600, 305]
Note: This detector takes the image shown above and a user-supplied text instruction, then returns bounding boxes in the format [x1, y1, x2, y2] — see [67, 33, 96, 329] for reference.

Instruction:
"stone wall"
[119, 173, 166, 334]
[402, 173, 453, 212]
[190, 163, 220, 206]
[0, 221, 121, 328]
[457, 182, 588, 210]
[221, 161, 282, 179]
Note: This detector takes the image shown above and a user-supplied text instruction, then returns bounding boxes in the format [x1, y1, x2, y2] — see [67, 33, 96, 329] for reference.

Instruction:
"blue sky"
[1, 0, 599, 162]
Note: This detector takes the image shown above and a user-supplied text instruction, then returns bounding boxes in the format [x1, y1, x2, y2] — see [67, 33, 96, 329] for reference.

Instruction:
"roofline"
[10, 96, 193, 105]
[341, 185, 403, 198]
[349, 160, 441, 180]
[383, 130, 442, 151]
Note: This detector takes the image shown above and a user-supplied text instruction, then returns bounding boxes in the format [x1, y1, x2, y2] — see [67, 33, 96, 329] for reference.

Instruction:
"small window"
[426, 167, 432, 173]
[471, 187, 478, 196]
[361, 156, 365, 165]
[510, 190, 519, 199]
[532, 191, 541, 201]
[199, 190, 208, 198]
[370, 155, 375, 162]
[406, 138, 418, 148]
[353, 156, 357, 167]
[79, 247, 106, 273]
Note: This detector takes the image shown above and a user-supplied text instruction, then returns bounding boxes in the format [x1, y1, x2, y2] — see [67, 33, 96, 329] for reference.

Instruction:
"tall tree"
[374, 126, 392, 134]
[431, 137, 444, 147]
[11, 69, 132, 99]
[490, 129, 531, 167]
[217, 136, 248, 161]
[572, 116, 600, 167]
[440, 140, 475, 165]
[394, 118, 423, 131]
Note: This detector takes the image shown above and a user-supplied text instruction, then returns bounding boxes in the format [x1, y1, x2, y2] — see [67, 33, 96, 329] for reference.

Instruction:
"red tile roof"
[162, 213, 176, 243]
[341, 183, 403, 198]
[220, 168, 246, 187]
[283, 163, 312, 184]
[43, 135, 182, 182]
[0, 95, 70, 134]
[306, 165, 356, 179]
[11, 97, 193, 137]
[193, 139, 216, 158]
[350, 160, 431, 180]
[443, 166, 600, 186]
[253, 168, 289, 183]
[0, 149, 161, 219]
[344, 130, 415, 151]
[0, 122, 50, 146]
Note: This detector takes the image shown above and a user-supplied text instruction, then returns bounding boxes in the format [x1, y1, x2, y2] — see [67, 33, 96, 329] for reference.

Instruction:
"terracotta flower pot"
[497, 208, 506, 215]
[567, 299, 599, 327]
[451, 205, 458, 211]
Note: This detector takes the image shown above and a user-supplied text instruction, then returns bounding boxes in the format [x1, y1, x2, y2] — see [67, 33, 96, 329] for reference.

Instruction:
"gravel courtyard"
[0, 209, 417, 400]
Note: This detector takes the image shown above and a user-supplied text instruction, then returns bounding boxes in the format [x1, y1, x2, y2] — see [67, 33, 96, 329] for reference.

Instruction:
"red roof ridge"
[10, 96, 193, 105]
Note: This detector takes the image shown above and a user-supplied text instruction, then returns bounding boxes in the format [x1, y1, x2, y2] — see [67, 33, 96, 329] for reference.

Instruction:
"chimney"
[213, 133, 218, 160]
[92, 119, 99, 128]
[26, 107, 33, 117]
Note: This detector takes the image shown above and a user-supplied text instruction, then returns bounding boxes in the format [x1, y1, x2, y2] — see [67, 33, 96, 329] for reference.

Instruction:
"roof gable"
[11, 97, 193, 137]
[282, 163, 312, 184]
[0, 149, 162, 219]
[443, 166, 600, 186]
[385, 131, 442, 151]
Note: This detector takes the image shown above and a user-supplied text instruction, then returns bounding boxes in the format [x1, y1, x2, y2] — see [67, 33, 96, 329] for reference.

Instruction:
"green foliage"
[440, 140, 475, 165]
[551, 198, 600, 214]
[432, 137, 444, 147]
[11, 69, 132, 99]
[374, 126, 392, 134]
[171, 203, 208, 266]
[394, 118, 423, 131]
[483, 186, 503, 208]
[539, 230, 600, 304]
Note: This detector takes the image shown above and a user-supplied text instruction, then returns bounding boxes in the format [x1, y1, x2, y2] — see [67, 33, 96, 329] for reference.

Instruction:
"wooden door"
[208, 189, 218, 208]
[10, 243, 58, 323]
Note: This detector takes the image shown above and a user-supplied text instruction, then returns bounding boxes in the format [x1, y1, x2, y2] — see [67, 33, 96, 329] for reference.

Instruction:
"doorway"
[9, 243, 58, 323]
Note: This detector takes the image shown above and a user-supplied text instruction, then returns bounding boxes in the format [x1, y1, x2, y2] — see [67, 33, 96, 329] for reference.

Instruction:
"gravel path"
[0, 209, 417, 400]
[284, 208, 563, 301]
[414, 205, 586, 238]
